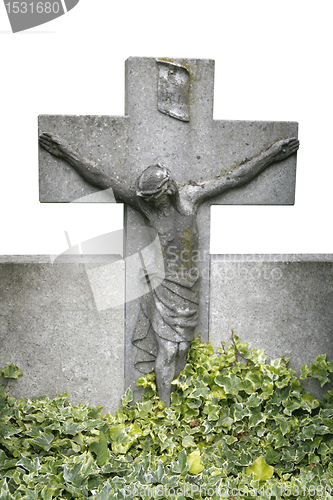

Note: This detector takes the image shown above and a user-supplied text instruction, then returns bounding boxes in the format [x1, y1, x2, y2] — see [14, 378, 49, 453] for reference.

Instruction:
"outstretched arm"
[186, 137, 299, 208]
[39, 133, 140, 208]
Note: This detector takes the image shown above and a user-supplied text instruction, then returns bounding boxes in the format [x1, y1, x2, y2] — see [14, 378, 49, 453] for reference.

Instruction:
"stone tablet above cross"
[39, 57, 298, 405]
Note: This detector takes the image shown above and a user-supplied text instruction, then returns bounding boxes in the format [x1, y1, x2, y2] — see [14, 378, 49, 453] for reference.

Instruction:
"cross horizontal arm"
[188, 138, 299, 208]
[39, 133, 140, 209]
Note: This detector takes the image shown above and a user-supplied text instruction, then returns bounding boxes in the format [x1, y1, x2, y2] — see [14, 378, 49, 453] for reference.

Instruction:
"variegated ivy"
[0, 335, 333, 499]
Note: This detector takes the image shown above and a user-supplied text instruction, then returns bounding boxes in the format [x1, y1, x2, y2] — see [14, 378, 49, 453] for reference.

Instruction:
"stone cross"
[39, 57, 298, 403]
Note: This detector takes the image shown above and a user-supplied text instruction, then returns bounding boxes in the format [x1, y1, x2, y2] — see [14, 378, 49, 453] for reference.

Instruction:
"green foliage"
[246, 456, 274, 481]
[187, 450, 204, 475]
[0, 339, 333, 499]
[0, 365, 23, 381]
[0, 364, 23, 441]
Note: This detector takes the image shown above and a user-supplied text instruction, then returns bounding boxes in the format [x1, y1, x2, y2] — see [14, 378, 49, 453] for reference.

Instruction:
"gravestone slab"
[39, 57, 298, 399]
[209, 254, 333, 399]
[0, 255, 124, 414]
[1, 255, 332, 406]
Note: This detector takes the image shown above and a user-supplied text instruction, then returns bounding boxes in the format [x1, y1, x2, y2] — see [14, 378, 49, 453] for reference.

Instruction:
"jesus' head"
[136, 164, 179, 202]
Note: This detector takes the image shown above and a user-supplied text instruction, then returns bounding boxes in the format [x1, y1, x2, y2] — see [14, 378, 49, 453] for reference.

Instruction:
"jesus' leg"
[174, 341, 192, 380]
[155, 336, 178, 406]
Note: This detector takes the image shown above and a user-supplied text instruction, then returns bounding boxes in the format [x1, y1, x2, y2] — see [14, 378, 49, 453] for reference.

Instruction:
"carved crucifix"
[39, 57, 298, 406]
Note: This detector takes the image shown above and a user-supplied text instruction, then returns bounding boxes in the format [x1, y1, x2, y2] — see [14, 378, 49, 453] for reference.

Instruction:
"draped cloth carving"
[133, 273, 199, 374]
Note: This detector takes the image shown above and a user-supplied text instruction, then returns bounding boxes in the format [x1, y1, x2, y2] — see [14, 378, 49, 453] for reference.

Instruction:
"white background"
[0, 0, 332, 256]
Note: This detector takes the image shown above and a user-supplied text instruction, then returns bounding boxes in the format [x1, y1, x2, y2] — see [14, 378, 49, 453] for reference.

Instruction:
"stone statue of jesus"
[39, 133, 299, 406]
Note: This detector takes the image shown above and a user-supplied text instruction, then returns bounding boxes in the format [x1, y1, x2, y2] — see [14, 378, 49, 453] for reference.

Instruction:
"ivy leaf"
[63, 462, 85, 488]
[246, 456, 274, 481]
[310, 355, 331, 386]
[62, 419, 85, 435]
[240, 379, 256, 394]
[171, 450, 188, 474]
[203, 402, 220, 421]
[283, 398, 301, 415]
[187, 450, 204, 475]
[275, 416, 290, 436]
[16, 456, 41, 474]
[215, 373, 241, 395]
[248, 410, 266, 428]
[261, 381, 274, 399]
[0, 479, 10, 497]
[121, 387, 133, 406]
[249, 349, 267, 366]
[188, 386, 209, 399]
[40, 486, 58, 500]
[217, 415, 233, 431]
[244, 372, 262, 390]
[300, 393, 320, 412]
[20, 490, 38, 499]
[1, 364, 23, 379]
[109, 424, 135, 454]
[281, 447, 297, 462]
[223, 435, 238, 445]
[31, 431, 54, 451]
[320, 408, 333, 418]
[265, 446, 281, 465]
[151, 461, 165, 483]
[272, 429, 289, 448]
[247, 393, 262, 408]
[275, 374, 292, 389]
[300, 364, 310, 379]
[235, 451, 253, 466]
[91, 482, 113, 500]
[136, 400, 153, 417]
[233, 402, 251, 422]
[182, 434, 196, 448]
[298, 424, 316, 441]
[89, 431, 108, 466]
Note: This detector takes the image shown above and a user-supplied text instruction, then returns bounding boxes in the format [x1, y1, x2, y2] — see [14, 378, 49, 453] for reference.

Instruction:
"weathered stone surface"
[209, 255, 333, 399]
[0, 256, 124, 414]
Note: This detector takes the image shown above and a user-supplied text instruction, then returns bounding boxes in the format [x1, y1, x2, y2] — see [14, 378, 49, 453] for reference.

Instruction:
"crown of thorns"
[136, 165, 171, 197]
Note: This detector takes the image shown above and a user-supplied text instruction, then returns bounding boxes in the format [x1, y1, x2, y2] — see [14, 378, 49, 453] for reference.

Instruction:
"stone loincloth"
[132, 274, 199, 374]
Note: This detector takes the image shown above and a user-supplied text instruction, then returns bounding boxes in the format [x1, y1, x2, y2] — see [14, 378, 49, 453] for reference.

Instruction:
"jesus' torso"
[141, 203, 199, 283]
